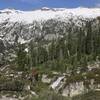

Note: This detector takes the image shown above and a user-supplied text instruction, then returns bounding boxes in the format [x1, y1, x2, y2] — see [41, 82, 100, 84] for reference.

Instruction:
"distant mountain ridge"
[0, 7, 100, 65]
[0, 7, 100, 23]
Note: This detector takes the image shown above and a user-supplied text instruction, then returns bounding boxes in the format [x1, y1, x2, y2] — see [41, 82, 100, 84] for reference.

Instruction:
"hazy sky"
[0, 0, 100, 10]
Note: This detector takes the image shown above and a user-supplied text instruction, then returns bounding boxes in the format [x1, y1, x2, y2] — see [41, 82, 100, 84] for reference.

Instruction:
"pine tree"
[16, 44, 27, 71]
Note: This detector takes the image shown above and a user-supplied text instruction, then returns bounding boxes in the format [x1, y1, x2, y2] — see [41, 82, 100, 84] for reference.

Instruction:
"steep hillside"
[0, 7, 100, 100]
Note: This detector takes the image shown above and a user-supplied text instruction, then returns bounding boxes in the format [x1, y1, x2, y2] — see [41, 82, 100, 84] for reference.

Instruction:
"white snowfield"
[0, 7, 100, 23]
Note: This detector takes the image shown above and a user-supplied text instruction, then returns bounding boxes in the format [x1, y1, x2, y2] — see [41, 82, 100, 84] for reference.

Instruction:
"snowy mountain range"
[0, 7, 100, 23]
[0, 7, 100, 64]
